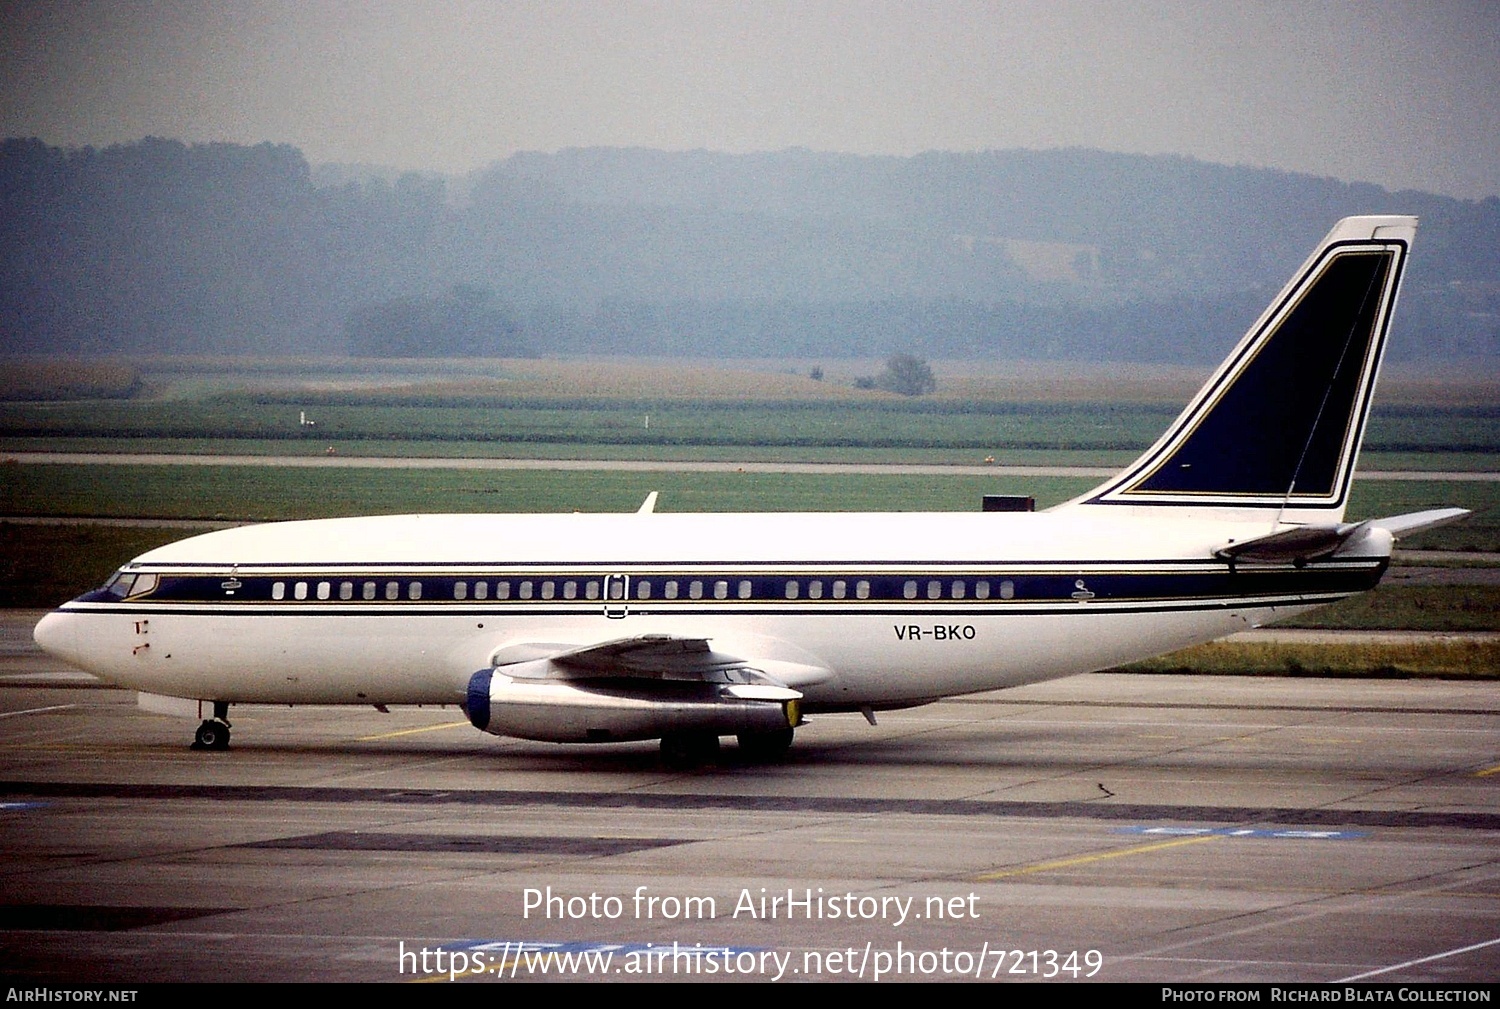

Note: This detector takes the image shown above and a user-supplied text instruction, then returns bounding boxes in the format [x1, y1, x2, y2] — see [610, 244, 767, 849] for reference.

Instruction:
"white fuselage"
[33, 509, 1389, 712]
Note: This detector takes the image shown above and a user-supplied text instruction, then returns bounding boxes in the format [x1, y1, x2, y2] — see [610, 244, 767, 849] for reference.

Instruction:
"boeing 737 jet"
[33, 216, 1467, 765]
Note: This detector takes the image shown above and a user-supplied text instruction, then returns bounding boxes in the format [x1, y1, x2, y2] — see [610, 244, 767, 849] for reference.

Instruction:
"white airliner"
[34, 216, 1467, 765]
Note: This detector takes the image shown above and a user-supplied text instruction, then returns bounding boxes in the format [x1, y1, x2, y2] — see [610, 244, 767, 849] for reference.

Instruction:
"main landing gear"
[660, 730, 719, 769]
[736, 727, 795, 761]
[659, 727, 796, 768]
[191, 701, 231, 751]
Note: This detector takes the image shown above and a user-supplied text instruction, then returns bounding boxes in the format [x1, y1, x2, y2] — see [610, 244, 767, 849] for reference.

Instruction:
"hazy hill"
[2, 139, 1495, 364]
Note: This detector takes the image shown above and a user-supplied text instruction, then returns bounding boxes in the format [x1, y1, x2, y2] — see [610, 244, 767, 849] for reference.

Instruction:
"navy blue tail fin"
[1063, 216, 1415, 523]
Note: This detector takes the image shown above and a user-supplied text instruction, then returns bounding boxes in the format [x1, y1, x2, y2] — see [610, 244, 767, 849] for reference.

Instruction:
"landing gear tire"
[192, 719, 231, 751]
[737, 727, 795, 761]
[660, 731, 720, 769]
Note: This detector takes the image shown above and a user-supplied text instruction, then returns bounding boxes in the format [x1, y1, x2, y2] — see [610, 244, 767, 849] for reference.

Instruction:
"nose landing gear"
[191, 701, 231, 751]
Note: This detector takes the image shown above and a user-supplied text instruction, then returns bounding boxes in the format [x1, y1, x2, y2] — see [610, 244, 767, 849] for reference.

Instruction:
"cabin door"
[603, 574, 630, 619]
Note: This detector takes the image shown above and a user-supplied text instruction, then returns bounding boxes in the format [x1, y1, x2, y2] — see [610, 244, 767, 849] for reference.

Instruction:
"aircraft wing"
[552, 635, 769, 678]
[490, 633, 830, 689]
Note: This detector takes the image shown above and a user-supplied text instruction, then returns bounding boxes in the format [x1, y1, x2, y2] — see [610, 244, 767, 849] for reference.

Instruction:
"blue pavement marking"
[1117, 825, 1367, 840]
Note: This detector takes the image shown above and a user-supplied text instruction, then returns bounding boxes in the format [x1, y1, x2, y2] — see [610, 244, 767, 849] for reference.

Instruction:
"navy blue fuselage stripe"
[78, 564, 1384, 608]
[65, 597, 1362, 620]
[130, 557, 1284, 570]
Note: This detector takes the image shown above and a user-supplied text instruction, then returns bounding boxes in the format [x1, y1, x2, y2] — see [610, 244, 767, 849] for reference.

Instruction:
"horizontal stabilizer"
[1367, 507, 1471, 538]
[1214, 524, 1360, 564]
[1213, 507, 1471, 564]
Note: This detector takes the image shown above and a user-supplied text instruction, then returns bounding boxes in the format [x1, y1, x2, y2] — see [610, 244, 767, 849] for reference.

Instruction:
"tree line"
[2, 138, 1495, 363]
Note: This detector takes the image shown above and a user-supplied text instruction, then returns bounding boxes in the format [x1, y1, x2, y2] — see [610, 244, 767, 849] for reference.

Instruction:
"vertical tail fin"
[1061, 215, 1415, 524]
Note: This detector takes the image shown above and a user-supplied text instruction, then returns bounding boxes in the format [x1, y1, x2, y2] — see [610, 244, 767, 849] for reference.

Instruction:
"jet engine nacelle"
[464, 668, 801, 743]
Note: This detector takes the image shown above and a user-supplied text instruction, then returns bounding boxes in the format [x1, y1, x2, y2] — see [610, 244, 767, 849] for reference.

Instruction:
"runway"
[6, 450, 1499, 480]
[1, 614, 1496, 983]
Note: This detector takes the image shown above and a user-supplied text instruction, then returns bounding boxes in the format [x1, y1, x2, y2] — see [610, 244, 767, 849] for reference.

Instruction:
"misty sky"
[3, 1, 1498, 200]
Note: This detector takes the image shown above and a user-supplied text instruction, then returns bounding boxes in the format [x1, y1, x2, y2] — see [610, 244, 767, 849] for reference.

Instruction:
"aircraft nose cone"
[33, 611, 76, 663]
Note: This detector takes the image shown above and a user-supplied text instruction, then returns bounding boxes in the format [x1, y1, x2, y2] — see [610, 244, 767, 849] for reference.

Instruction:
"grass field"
[3, 357, 1496, 638]
[1276, 585, 1500, 631]
[3, 464, 1493, 545]
[2, 356, 1498, 470]
[0, 463, 1092, 520]
[0, 458, 1492, 520]
[0, 523, 187, 608]
[1117, 637, 1500, 678]
[4, 398, 1498, 463]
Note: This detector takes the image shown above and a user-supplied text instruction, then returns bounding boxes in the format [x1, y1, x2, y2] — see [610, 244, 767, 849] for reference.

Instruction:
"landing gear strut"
[660, 730, 720, 769]
[737, 727, 795, 761]
[192, 702, 231, 751]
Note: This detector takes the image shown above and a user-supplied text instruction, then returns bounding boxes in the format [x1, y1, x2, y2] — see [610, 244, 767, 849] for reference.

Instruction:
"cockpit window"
[104, 572, 136, 598]
[101, 571, 157, 598]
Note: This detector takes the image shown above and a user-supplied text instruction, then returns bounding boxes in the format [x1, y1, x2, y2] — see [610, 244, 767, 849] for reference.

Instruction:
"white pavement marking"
[1336, 935, 1500, 982]
[0, 704, 76, 719]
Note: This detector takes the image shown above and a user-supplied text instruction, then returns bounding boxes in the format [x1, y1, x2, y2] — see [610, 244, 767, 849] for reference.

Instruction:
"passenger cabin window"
[689, 581, 704, 600]
[407, 581, 421, 600]
[636, 581, 651, 600]
[1000, 580, 1016, 600]
[474, 582, 489, 600]
[454, 582, 467, 600]
[664, 581, 679, 600]
[927, 580, 941, 600]
[519, 581, 533, 600]
[363, 581, 376, 600]
[903, 580, 918, 600]
[317, 581, 331, 600]
[385, 581, 398, 601]
[563, 581, 577, 600]
[295, 581, 308, 600]
[272, 581, 286, 600]
[951, 580, 965, 599]
[738, 580, 752, 599]
[339, 581, 353, 600]
[975, 581, 990, 600]
[496, 582, 510, 600]
[713, 580, 728, 600]
[785, 580, 799, 600]
[586, 581, 600, 600]
[856, 580, 870, 599]
[832, 580, 846, 599]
